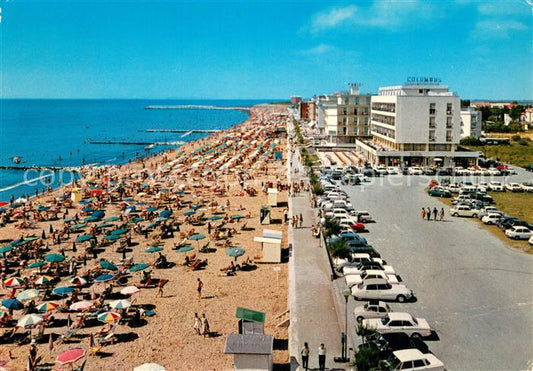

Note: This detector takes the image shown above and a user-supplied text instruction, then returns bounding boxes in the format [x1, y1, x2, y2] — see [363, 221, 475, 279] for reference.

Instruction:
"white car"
[345, 269, 400, 288]
[353, 300, 392, 323]
[387, 167, 399, 175]
[482, 213, 503, 225]
[488, 181, 504, 192]
[447, 183, 462, 193]
[449, 205, 480, 218]
[487, 168, 501, 176]
[505, 183, 524, 192]
[529, 235, 533, 245]
[362, 312, 432, 338]
[505, 226, 532, 240]
[351, 278, 414, 302]
[478, 206, 502, 219]
[386, 349, 445, 371]
[344, 262, 396, 276]
[408, 167, 424, 175]
[521, 182, 533, 193]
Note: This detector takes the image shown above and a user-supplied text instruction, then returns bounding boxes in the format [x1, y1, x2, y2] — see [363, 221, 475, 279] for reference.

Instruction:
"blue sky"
[0, 0, 531, 100]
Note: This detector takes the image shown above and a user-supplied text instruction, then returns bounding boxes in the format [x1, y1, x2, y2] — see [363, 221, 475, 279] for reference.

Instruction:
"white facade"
[358, 84, 479, 167]
[460, 107, 482, 138]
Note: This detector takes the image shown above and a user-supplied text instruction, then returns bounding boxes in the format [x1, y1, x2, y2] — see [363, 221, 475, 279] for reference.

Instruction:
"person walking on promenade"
[283, 208, 288, 224]
[318, 343, 326, 371]
[301, 342, 310, 370]
[440, 208, 445, 221]
[299, 213, 303, 228]
[426, 208, 431, 221]
[197, 278, 203, 300]
[433, 207, 438, 221]
[421, 208, 426, 220]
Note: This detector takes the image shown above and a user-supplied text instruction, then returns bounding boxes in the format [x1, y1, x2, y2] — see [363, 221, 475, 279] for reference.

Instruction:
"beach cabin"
[236, 307, 265, 335]
[224, 334, 274, 371]
[260, 205, 271, 225]
[267, 188, 278, 207]
[253, 229, 282, 263]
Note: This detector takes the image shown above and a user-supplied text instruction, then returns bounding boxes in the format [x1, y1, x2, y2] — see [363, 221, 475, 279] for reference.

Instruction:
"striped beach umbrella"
[4, 277, 24, 288]
[68, 276, 87, 286]
[1, 298, 24, 310]
[97, 311, 121, 323]
[17, 313, 44, 328]
[34, 275, 54, 285]
[16, 289, 40, 301]
[109, 299, 131, 310]
[37, 301, 59, 312]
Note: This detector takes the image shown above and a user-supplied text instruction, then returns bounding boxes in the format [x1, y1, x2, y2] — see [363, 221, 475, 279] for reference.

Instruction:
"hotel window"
[446, 117, 453, 128]
[429, 103, 436, 115]
[355, 97, 360, 104]
[343, 127, 347, 135]
[429, 130, 436, 142]
[354, 108, 358, 115]
[446, 130, 452, 142]
[429, 117, 436, 128]
[446, 103, 453, 115]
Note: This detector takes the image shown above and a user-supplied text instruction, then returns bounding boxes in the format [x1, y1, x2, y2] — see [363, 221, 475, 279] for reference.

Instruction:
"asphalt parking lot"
[339, 172, 533, 370]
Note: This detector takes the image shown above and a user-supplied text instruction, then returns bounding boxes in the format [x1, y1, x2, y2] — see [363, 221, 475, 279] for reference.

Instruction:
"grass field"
[467, 142, 533, 168]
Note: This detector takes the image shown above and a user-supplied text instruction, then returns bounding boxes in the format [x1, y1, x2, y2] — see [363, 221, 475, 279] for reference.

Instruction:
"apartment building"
[460, 107, 482, 138]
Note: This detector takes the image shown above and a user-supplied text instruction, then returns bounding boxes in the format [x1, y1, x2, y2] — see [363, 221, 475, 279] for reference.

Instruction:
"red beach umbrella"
[56, 348, 86, 365]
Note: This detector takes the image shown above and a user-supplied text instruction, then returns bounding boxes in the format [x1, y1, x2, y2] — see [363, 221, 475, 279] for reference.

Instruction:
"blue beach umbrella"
[99, 260, 118, 271]
[129, 263, 150, 273]
[104, 234, 121, 241]
[111, 228, 129, 235]
[183, 211, 195, 217]
[106, 216, 120, 222]
[208, 215, 222, 221]
[94, 274, 114, 283]
[52, 286, 74, 297]
[45, 253, 65, 263]
[76, 234, 95, 243]
[160, 210, 172, 219]
[176, 246, 193, 253]
[0, 246, 13, 254]
[1, 298, 24, 310]
[27, 261, 46, 268]
[146, 246, 163, 253]
[226, 247, 245, 258]
[147, 207, 158, 213]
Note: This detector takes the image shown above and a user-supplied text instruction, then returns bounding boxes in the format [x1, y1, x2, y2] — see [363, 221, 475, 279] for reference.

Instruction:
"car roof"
[362, 278, 389, 285]
[393, 348, 426, 361]
[387, 312, 414, 321]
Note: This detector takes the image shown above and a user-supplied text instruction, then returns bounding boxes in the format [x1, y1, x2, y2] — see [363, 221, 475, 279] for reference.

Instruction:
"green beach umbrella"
[69, 223, 86, 230]
[45, 253, 65, 263]
[105, 216, 120, 222]
[176, 246, 193, 253]
[0, 245, 13, 254]
[76, 234, 95, 243]
[111, 228, 129, 235]
[226, 247, 245, 261]
[208, 215, 222, 221]
[231, 215, 245, 220]
[129, 263, 150, 273]
[27, 261, 47, 269]
[146, 246, 163, 253]
[99, 260, 118, 271]
[104, 234, 121, 241]
[97, 223, 114, 229]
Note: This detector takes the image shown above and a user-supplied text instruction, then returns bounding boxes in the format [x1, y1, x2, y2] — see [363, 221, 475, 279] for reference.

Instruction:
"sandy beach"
[0, 105, 290, 370]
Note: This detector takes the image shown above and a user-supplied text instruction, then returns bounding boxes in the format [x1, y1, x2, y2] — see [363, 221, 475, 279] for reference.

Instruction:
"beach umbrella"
[147, 207, 158, 213]
[99, 260, 118, 271]
[176, 246, 193, 253]
[0, 245, 13, 254]
[105, 216, 120, 222]
[82, 208, 94, 213]
[146, 246, 163, 253]
[231, 215, 245, 220]
[37, 302, 59, 312]
[160, 209, 172, 218]
[4, 277, 24, 288]
[76, 234, 94, 243]
[109, 299, 131, 310]
[68, 276, 87, 286]
[52, 286, 74, 297]
[16, 289, 40, 301]
[69, 223, 86, 230]
[45, 253, 65, 263]
[63, 218, 75, 223]
[0, 201, 7, 207]
[92, 210, 105, 219]
[134, 363, 166, 371]
[208, 215, 222, 221]
[55, 348, 86, 366]
[38, 205, 50, 211]
[226, 247, 245, 260]
[27, 261, 46, 269]
[120, 286, 140, 296]
[129, 263, 150, 273]
[34, 275, 53, 285]
[111, 228, 129, 235]
[1, 298, 24, 310]
[97, 223, 114, 229]
[183, 211, 195, 217]
[104, 234, 121, 241]
[130, 217, 143, 223]
[17, 313, 44, 328]
[143, 222, 159, 231]
[189, 233, 206, 250]
[97, 311, 121, 323]
[69, 300, 93, 312]
[94, 274, 114, 283]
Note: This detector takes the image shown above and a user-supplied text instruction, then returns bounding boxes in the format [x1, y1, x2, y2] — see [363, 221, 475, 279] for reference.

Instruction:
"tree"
[323, 217, 341, 238]
[509, 105, 523, 121]
[461, 99, 471, 107]
[480, 106, 491, 121]
[327, 238, 351, 259]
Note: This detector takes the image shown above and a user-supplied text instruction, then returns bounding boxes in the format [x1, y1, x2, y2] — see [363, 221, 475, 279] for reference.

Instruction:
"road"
[339, 171, 533, 370]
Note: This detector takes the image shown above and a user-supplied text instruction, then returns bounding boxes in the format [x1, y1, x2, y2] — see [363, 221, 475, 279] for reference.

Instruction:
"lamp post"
[335, 290, 351, 362]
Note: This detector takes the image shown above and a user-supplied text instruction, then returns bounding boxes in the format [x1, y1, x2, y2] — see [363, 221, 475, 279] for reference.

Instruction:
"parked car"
[387, 167, 399, 175]
[351, 279, 414, 302]
[343, 261, 396, 276]
[505, 183, 524, 192]
[351, 210, 374, 223]
[529, 235, 533, 245]
[362, 312, 432, 338]
[478, 206, 502, 219]
[348, 244, 381, 258]
[428, 187, 451, 198]
[422, 167, 436, 175]
[505, 226, 532, 240]
[525, 164, 533, 172]
[345, 269, 400, 288]
[498, 217, 533, 231]
[521, 182, 533, 193]
[408, 167, 424, 175]
[447, 183, 462, 193]
[449, 205, 480, 218]
[481, 213, 503, 225]
[488, 181, 505, 192]
[385, 349, 445, 371]
[353, 300, 392, 322]
[358, 333, 430, 360]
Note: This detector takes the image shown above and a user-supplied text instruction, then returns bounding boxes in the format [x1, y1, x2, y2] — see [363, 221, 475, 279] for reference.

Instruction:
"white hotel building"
[356, 84, 479, 167]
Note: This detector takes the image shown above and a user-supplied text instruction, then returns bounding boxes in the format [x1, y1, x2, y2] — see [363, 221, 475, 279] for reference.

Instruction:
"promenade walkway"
[287, 127, 351, 370]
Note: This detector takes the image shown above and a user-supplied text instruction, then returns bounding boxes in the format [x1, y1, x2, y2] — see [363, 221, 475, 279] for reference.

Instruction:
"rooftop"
[224, 334, 274, 355]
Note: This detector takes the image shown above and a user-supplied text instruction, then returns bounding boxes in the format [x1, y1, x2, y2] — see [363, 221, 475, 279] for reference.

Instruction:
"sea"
[0, 99, 270, 202]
